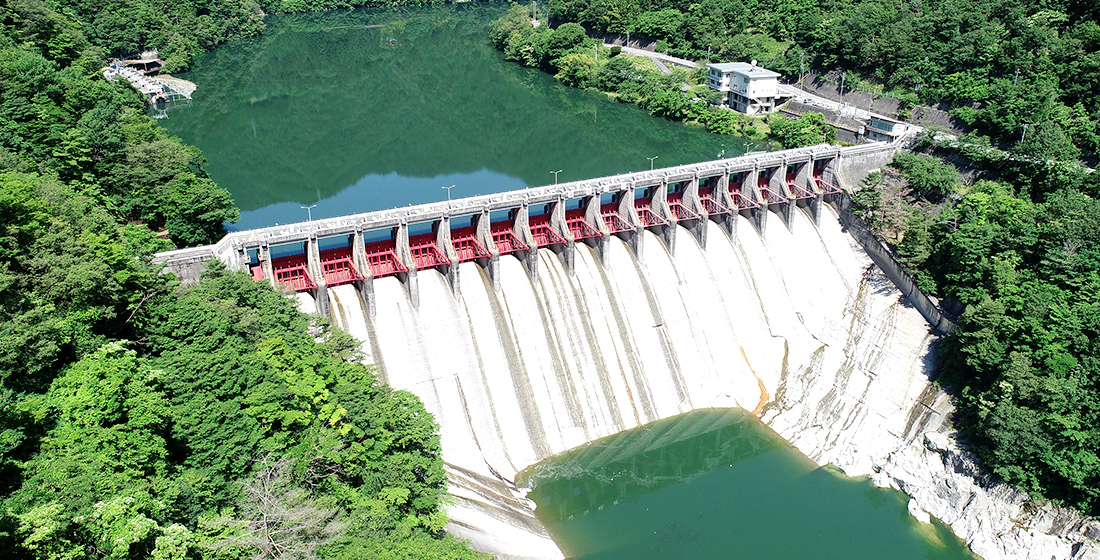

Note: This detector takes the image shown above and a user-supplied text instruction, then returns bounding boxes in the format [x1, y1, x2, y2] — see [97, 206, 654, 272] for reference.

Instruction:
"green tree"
[890, 152, 958, 199]
[768, 112, 832, 148]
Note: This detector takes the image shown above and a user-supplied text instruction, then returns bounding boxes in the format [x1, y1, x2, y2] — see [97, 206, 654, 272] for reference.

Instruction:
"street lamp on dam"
[301, 203, 317, 223]
[551, 169, 562, 184]
[647, 155, 659, 170]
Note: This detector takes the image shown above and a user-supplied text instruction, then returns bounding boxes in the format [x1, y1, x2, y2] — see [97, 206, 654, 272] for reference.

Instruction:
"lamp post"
[647, 155, 659, 170]
[301, 203, 317, 223]
[551, 169, 562, 184]
[442, 184, 455, 200]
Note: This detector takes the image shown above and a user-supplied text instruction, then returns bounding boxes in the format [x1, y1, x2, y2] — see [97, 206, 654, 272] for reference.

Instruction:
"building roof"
[706, 62, 781, 79]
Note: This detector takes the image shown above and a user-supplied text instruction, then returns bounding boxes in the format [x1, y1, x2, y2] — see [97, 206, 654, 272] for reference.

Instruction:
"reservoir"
[160, 3, 759, 230]
[518, 409, 977, 560]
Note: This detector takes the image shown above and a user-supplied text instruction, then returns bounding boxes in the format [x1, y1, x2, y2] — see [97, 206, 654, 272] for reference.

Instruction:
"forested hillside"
[853, 142, 1100, 518]
[539, 0, 1099, 159]
[0, 2, 484, 558]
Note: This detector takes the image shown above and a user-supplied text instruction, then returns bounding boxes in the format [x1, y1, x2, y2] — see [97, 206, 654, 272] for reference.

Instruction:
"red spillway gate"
[758, 175, 788, 205]
[698, 186, 732, 215]
[666, 191, 701, 221]
[814, 171, 843, 194]
[729, 182, 761, 210]
[529, 214, 567, 247]
[633, 198, 669, 227]
[408, 233, 450, 271]
[565, 208, 601, 240]
[318, 246, 364, 287]
[601, 203, 634, 233]
[786, 173, 818, 200]
[451, 226, 491, 263]
[363, 239, 408, 279]
[270, 254, 316, 292]
[490, 221, 529, 255]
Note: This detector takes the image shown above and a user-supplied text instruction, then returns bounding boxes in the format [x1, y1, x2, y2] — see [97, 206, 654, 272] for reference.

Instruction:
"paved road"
[778, 84, 884, 124]
[606, 44, 699, 73]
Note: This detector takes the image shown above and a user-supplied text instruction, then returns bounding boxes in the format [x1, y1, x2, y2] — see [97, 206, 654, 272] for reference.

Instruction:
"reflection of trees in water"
[518, 409, 788, 523]
[162, 3, 749, 212]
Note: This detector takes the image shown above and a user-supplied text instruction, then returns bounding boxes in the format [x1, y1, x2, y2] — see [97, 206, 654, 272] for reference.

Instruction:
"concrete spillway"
[306, 205, 940, 559]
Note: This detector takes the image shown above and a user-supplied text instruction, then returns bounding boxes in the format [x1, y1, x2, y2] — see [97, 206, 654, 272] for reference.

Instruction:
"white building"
[865, 115, 910, 142]
[706, 61, 780, 115]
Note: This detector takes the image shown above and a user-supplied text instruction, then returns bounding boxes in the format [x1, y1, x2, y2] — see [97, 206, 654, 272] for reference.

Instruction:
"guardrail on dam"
[154, 141, 953, 332]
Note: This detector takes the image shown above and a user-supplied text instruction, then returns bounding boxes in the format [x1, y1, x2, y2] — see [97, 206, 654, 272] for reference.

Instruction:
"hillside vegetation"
[0, 2, 485, 559]
[540, 0, 1099, 160]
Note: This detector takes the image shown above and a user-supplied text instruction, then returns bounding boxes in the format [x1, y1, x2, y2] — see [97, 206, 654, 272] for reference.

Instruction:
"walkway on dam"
[153, 141, 955, 334]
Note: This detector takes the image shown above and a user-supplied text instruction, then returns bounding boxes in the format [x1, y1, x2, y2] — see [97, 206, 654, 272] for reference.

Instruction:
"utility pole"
[839, 73, 845, 102]
[1021, 124, 1028, 143]
[1014, 69, 1020, 86]
[799, 52, 805, 90]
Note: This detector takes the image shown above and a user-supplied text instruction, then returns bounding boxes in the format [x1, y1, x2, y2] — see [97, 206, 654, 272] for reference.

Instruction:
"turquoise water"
[517, 409, 979, 560]
[160, 3, 760, 230]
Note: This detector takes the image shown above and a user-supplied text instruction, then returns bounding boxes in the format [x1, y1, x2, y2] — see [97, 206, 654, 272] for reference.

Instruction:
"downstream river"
[161, 3, 758, 230]
[162, 5, 976, 559]
[519, 409, 978, 560]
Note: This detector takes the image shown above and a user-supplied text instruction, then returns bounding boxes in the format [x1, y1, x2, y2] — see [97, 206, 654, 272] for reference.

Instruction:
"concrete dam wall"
[304, 208, 944, 558]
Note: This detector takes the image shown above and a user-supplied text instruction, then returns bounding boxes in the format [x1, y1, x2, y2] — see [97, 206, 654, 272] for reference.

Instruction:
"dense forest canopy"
[853, 143, 1100, 517]
[0, 1, 486, 558]
[537, 0, 1100, 159]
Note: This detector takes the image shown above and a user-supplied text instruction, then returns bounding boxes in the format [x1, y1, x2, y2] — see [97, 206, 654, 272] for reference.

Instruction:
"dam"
[157, 142, 983, 558]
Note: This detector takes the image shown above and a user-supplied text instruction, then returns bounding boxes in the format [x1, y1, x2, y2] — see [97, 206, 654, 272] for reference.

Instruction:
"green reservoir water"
[517, 409, 978, 560]
[160, 3, 760, 230]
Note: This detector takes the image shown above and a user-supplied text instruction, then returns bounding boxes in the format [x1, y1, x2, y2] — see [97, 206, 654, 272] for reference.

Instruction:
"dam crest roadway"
[157, 141, 949, 330]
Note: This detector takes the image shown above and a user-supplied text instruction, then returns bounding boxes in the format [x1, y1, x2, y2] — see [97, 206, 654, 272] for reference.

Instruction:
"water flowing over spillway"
[310, 205, 941, 558]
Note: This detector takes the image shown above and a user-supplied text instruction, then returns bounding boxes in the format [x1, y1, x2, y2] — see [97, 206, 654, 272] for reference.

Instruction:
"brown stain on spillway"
[740, 346, 770, 416]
